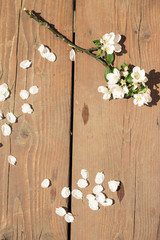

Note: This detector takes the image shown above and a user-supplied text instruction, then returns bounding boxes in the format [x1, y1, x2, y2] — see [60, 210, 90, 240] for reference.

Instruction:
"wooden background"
[0, 0, 160, 239]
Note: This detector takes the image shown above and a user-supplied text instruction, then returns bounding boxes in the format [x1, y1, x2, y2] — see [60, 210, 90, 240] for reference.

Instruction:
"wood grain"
[0, 0, 73, 239]
[71, 0, 160, 240]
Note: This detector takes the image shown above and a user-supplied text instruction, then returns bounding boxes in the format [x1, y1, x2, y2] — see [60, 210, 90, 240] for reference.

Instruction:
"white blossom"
[22, 103, 33, 114]
[29, 86, 39, 95]
[0, 109, 3, 120]
[86, 194, 96, 201]
[20, 60, 32, 69]
[93, 185, 104, 195]
[107, 68, 120, 86]
[64, 213, 74, 223]
[61, 187, 70, 198]
[81, 169, 89, 179]
[41, 178, 51, 188]
[101, 198, 113, 206]
[1, 123, 12, 136]
[131, 66, 148, 83]
[77, 179, 88, 188]
[96, 192, 106, 204]
[20, 90, 29, 100]
[108, 180, 120, 192]
[0, 83, 10, 102]
[6, 112, 16, 123]
[100, 32, 115, 46]
[95, 172, 105, 184]
[70, 49, 75, 61]
[8, 155, 17, 165]
[110, 85, 125, 99]
[101, 33, 122, 54]
[88, 199, 99, 211]
[97, 86, 111, 100]
[133, 94, 146, 107]
[72, 189, 83, 199]
[56, 207, 66, 217]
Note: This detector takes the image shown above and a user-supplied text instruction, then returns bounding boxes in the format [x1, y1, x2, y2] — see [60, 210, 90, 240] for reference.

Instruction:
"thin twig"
[24, 9, 108, 67]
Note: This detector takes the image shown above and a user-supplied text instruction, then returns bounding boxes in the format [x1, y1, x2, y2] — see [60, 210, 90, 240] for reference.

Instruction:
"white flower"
[143, 92, 152, 105]
[100, 33, 122, 54]
[97, 86, 111, 100]
[46, 52, 56, 62]
[100, 32, 115, 46]
[41, 179, 51, 188]
[107, 68, 120, 86]
[77, 179, 88, 188]
[29, 86, 39, 95]
[0, 83, 10, 102]
[8, 155, 17, 165]
[1, 123, 12, 136]
[96, 192, 106, 204]
[81, 169, 89, 179]
[70, 49, 75, 61]
[61, 187, 70, 198]
[64, 213, 74, 223]
[131, 66, 147, 83]
[22, 103, 33, 114]
[101, 198, 113, 206]
[56, 207, 66, 217]
[72, 189, 83, 199]
[20, 90, 29, 100]
[133, 94, 146, 107]
[6, 112, 16, 123]
[20, 60, 32, 69]
[111, 85, 125, 99]
[38, 44, 50, 58]
[0, 109, 3, 120]
[95, 172, 105, 184]
[108, 180, 120, 192]
[86, 194, 96, 201]
[93, 185, 104, 195]
[88, 199, 99, 211]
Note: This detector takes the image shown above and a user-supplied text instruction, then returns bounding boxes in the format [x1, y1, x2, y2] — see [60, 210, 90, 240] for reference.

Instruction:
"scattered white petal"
[61, 187, 70, 198]
[93, 185, 104, 195]
[22, 103, 33, 114]
[88, 199, 99, 211]
[86, 194, 96, 201]
[96, 192, 106, 204]
[20, 90, 29, 100]
[64, 213, 74, 223]
[1, 123, 12, 136]
[6, 112, 17, 123]
[69, 49, 75, 61]
[20, 60, 32, 69]
[108, 180, 120, 192]
[56, 207, 66, 217]
[101, 198, 113, 206]
[29, 86, 39, 95]
[46, 52, 56, 62]
[0, 83, 10, 101]
[95, 172, 105, 184]
[8, 155, 17, 165]
[77, 179, 89, 188]
[0, 109, 3, 120]
[41, 178, 51, 188]
[38, 44, 50, 58]
[81, 169, 89, 179]
[72, 189, 83, 199]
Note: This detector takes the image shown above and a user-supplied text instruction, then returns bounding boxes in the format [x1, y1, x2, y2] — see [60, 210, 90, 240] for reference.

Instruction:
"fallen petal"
[93, 185, 104, 195]
[29, 86, 39, 95]
[72, 189, 83, 199]
[61, 187, 70, 198]
[77, 179, 88, 188]
[64, 213, 74, 223]
[95, 172, 105, 184]
[108, 180, 120, 192]
[101, 198, 113, 206]
[86, 194, 96, 201]
[69, 49, 75, 61]
[41, 178, 51, 188]
[20, 90, 30, 100]
[56, 207, 66, 216]
[46, 52, 56, 62]
[8, 155, 17, 165]
[81, 169, 89, 179]
[20, 60, 32, 69]
[1, 123, 12, 136]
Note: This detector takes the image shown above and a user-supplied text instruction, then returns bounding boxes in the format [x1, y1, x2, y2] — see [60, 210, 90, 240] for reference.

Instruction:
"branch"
[24, 9, 108, 67]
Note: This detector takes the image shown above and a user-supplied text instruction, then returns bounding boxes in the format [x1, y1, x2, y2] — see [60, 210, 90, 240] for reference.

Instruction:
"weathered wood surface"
[0, 0, 73, 239]
[0, 0, 160, 240]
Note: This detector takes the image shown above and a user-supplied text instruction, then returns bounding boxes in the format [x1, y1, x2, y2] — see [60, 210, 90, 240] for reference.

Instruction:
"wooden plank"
[0, 0, 73, 239]
[71, 0, 160, 239]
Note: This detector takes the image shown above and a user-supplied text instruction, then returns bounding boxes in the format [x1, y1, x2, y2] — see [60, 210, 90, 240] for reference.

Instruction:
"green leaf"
[121, 63, 128, 71]
[105, 53, 114, 65]
[91, 40, 101, 45]
[96, 49, 103, 58]
[104, 66, 112, 82]
[126, 73, 133, 83]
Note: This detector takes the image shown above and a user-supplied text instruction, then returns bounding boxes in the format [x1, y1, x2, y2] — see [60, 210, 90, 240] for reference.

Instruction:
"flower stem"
[24, 9, 108, 67]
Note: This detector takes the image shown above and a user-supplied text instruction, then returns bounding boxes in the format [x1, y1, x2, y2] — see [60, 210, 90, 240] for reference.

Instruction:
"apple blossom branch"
[24, 9, 108, 67]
